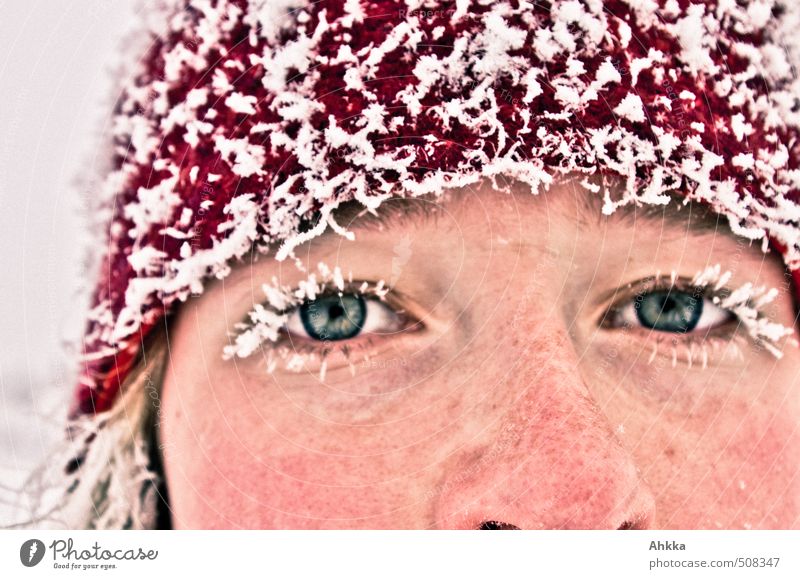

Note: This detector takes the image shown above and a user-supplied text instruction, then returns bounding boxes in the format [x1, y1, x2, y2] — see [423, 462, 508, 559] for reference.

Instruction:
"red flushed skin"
[158, 187, 800, 529]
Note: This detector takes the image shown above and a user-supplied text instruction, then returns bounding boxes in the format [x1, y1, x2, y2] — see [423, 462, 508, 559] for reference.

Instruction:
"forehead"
[300, 183, 788, 280]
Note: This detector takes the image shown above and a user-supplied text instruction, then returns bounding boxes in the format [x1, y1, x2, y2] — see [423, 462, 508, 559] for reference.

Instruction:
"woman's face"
[158, 180, 800, 529]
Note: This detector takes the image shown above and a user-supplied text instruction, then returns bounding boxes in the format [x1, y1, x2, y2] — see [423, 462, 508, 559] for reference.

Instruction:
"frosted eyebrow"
[338, 190, 727, 236]
[574, 188, 727, 236]
[316, 189, 738, 246]
[627, 202, 728, 236]
[312, 197, 445, 234]
[590, 196, 793, 274]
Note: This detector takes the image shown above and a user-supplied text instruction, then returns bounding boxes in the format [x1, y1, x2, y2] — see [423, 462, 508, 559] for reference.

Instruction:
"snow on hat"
[74, 0, 800, 418]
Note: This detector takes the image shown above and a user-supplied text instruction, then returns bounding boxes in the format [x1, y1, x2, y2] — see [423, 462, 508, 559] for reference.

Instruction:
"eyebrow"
[325, 189, 728, 237]
[575, 188, 732, 237]
[323, 196, 446, 232]
[292, 186, 790, 284]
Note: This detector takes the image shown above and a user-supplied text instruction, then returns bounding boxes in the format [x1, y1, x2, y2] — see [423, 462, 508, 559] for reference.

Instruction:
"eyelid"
[277, 283, 422, 339]
[597, 276, 733, 330]
[269, 285, 429, 376]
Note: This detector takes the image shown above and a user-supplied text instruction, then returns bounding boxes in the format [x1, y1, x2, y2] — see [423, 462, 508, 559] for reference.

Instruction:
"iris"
[635, 290, 703, 333]
[299, 294, 367, 340]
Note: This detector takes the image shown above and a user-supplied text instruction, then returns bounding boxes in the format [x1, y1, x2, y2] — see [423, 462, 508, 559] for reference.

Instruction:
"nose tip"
[447, 469, 656, 530]
[432, 382, 658, 529]
[610, 483, 657, 530]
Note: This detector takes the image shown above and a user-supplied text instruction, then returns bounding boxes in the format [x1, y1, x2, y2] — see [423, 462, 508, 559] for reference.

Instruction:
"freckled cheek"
[630, 403, 799, 527]
[705, 414, 800, 527]
[185, 430, 432, 526]
[727, 412, 799, 474]
[177, 371, 447, 470]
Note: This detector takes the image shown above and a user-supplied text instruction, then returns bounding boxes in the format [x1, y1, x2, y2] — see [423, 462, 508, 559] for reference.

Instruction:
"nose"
[432, 332, 656, 530]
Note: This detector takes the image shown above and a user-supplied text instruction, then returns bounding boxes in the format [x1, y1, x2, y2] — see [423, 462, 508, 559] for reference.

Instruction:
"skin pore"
[158, 177, 800, 529]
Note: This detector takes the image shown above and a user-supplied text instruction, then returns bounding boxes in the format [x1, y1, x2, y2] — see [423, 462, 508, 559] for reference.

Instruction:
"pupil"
[300, 294, 366, 341]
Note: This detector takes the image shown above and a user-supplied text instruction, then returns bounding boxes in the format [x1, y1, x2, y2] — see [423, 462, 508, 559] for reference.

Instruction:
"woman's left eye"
[607, 288, 735, 334]
[284, 293, 405, 341]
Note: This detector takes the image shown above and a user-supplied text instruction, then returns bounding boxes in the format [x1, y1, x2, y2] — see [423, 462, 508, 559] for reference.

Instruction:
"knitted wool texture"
[75, 0, 800, 417]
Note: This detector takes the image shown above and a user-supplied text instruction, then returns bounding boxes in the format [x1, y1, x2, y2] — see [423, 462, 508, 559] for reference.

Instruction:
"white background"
[0, 0, 140, 522]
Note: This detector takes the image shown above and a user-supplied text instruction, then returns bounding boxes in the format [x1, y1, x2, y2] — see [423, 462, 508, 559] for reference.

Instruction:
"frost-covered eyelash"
[222, 262, 390, 362]
[615, 266, 796, 360]
[690, 265, 797, 358]
[645, 334, 748, 370]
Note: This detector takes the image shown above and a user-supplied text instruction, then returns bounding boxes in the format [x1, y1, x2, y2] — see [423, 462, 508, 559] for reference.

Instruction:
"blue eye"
[611, 288, 734, 334]
[285, 293, 404, 342]
[636, 290, 702, 332]
[299, 294, 366, 341]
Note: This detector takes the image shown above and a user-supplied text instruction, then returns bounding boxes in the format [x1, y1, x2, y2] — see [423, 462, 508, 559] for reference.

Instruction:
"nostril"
[478, 520, 520, 530]
[618, 515, 651, 529]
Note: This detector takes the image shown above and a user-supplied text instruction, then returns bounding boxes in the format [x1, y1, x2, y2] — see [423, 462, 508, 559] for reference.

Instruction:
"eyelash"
[223, 275, 421, 378]
[602, 277, 732, 330]
[600, 276, 772, 368]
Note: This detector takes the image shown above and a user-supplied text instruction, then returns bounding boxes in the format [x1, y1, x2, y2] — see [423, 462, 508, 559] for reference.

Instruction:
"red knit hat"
[74, 0, 800, 418]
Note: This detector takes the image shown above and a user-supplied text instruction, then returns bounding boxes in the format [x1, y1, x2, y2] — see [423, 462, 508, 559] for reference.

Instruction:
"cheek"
[597, 356, 800, 528]
[715, 406, 800, 527]
[159, 342, 489, 528]
[662, 412, 800, 529]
